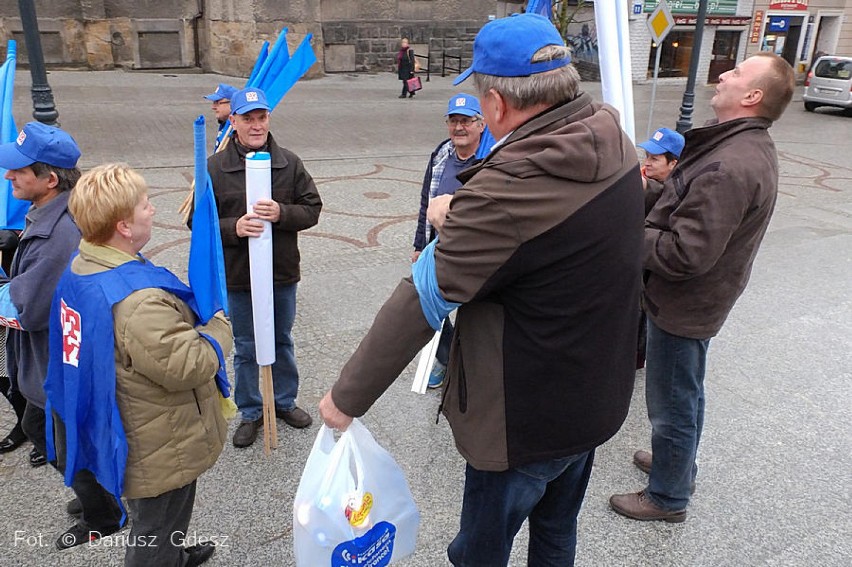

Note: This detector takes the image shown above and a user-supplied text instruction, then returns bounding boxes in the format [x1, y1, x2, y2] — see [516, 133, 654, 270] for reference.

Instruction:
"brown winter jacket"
[644, 117, 779, 339]
[207, 133, 322, 292]
[332, 93, 644, 471]
[71, 242, 233, 499]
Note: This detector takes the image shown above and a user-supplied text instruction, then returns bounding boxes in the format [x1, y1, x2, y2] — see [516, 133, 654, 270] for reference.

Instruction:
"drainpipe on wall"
[191, 0, 204, 69]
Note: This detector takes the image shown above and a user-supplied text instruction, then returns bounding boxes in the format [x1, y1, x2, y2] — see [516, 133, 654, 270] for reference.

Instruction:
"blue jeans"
[645, 318, 710, 511]
[435, 318, 454, 366]
[229, 284, 300, 422]
[447, 450, 595, 567]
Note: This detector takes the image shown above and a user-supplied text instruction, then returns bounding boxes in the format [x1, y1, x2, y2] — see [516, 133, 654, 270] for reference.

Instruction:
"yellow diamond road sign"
[647, 0, 675, 44]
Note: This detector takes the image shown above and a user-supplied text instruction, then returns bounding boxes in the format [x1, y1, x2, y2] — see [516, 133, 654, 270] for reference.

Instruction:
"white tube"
[245, 151, 276, 366]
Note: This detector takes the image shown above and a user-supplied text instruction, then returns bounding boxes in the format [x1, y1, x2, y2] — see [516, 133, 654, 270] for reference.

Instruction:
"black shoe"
[398, 94, 406, 98]
[275, 406, 313, 429]
[29, 447, 47, 468]
[232, 418, 262, 448]
[0, 429, 26, 453]
[185, 541, 216, 567]
[66, 498, 82, 519]
[55, 520, 126, 550]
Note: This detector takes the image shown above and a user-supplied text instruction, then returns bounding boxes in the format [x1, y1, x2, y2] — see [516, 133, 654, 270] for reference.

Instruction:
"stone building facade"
[0, 0, 530, 78]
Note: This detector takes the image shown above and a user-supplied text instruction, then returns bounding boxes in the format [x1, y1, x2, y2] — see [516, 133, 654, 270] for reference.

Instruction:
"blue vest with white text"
[44, 256, 228, 520]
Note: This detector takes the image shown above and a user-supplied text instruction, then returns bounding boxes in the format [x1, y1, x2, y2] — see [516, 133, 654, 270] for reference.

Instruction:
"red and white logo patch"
[246, 91, 259, 102]
[16, 130, 26, 146]
[60, 299, 81, 367]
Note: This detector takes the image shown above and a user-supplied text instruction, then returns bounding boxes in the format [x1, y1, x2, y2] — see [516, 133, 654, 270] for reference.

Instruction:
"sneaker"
[232, 418, 262, 448]
[275, 406, 313, 429]
[185, 541, 216, 566]
[428, 362, 446, 389]
[55, 519, 126, 550]
[29, 447, 47, 468]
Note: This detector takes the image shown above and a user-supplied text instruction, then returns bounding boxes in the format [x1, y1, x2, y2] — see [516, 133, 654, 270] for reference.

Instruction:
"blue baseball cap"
[0, 122, 81, 170]
[204, 83, 238, 102]
[454, 13, 571, 85]
[638, 128, 685, 158]
[446, 93, 481, 117]
[230, 87, 271, 115]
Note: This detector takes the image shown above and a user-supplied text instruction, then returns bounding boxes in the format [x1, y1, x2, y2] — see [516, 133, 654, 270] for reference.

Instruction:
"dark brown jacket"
[644, 117, 778, 339]
[207, 133, 322, 292]
[332, 94, 644, 470]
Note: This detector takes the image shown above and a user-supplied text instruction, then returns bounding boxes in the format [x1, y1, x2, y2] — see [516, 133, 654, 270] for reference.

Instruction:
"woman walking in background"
[397, 38, 416, 98]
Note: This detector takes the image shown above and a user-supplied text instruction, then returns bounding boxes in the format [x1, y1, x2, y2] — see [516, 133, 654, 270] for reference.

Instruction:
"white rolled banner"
[245, 151, 276, 366]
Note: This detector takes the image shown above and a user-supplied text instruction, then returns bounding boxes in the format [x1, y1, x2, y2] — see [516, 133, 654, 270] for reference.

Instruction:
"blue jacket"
[6, 192, 80, 407]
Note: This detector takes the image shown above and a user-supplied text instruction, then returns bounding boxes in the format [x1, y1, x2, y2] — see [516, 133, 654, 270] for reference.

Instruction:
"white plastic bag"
[293, 419, 420, 566]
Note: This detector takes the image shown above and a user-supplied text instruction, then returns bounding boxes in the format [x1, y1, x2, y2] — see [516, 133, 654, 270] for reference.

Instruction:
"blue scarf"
[44, 256, 228, 522]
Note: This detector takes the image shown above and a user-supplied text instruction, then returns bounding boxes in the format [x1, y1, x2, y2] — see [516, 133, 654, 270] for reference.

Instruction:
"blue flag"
[258, 34, 318, 110]
[189, 115, 228, 322]
[246, 40, 270, 86]
[246, 28, 317, 111]
[476, 126, 496, 160]
[248, 28, 290, 91]
[0, 40, 27, 230]
[525, 0, 553, 19]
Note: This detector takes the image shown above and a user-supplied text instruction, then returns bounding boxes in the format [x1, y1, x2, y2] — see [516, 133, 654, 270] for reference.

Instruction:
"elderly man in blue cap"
[204, 87, 322, 448]
[203, 83, 238, 152]
[411, 93, 485, 388]
[320, 13, 643, 566]
[0, 122, 124, 549]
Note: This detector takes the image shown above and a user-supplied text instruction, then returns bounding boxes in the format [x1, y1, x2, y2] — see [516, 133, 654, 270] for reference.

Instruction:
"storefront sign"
[768, 1, 808, 11]
[673, 16, 752, 26]
[750, 11, 764, 43]
[768, 16, 791, 32]
[644, 0, 737, 15]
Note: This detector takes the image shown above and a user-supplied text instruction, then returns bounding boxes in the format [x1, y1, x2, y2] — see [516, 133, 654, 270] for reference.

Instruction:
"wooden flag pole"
[261, 364, 278, 454]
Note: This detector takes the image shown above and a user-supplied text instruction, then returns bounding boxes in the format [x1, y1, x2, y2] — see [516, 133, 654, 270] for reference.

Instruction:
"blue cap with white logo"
[446, 94, 481, 117]
[638, 128, 685, 158]
[230, 87, 271, 115]
[204, 83, 238, 102]
[0, 122, 81, 170]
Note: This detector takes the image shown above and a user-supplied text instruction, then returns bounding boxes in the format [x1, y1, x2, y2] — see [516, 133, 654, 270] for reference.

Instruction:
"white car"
[803, 55, 852, 115]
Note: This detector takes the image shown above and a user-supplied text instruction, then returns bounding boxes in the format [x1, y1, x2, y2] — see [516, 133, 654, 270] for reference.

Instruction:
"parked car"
[803, 55, 852, 114]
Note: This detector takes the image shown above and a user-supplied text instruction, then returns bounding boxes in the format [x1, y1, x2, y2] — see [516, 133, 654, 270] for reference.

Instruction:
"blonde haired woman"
[44, 163, 232, 567]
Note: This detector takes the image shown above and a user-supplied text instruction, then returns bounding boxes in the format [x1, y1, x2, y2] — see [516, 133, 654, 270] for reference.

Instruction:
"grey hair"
[473, 44, 580, 110]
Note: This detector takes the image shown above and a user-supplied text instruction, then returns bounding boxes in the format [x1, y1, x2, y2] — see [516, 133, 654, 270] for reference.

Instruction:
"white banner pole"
[246, 152, 278, 453]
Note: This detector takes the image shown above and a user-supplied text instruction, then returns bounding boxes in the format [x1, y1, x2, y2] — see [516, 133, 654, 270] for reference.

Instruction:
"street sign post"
[646, 0, 675, 138]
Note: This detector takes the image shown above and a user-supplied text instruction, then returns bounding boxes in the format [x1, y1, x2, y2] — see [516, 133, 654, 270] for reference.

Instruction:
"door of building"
[708, 31, 740, 83]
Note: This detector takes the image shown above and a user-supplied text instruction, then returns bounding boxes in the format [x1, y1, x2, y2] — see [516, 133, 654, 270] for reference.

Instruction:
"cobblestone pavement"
[0, 69, 849, 566]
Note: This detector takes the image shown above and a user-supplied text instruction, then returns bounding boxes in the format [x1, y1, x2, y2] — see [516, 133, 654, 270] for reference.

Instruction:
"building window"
[647, 31, 694, 78]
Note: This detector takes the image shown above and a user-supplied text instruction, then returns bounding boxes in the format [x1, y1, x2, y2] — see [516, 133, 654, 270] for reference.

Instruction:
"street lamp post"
[675, 0, 708, 133]
[17, 0, 59, 125]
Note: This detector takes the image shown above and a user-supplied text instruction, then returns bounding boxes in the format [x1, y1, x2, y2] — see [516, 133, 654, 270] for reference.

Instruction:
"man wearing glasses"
[203, 83, 238, 152]
[411, 93, 485, 389]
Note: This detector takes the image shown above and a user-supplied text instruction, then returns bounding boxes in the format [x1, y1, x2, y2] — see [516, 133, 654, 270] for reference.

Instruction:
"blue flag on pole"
[248, 28, 290, 90]
[525, 0, 553, 19]
[245, 28, 317, 112]
[246, 40, 270, 86]
[0, 40, 27, 230]
[189, 115, 228, 322]
[257, 34, 317, 110]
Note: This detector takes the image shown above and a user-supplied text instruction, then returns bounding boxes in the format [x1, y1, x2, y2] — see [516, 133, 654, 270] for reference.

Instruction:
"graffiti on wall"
[566, 23, 599, 64]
